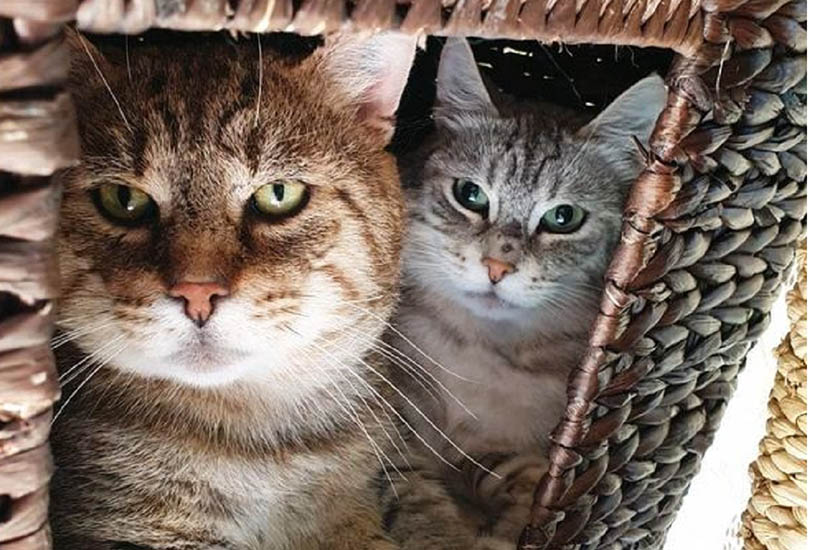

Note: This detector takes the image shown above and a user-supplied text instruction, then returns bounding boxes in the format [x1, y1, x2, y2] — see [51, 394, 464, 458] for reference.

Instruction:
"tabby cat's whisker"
[296, 342, 408, 493]
[335, 322, 473, 417]
[59, 334, 127, 385]
[77, 33, 132, 134]
[53, 340, 128, 426]
[305, 333, 412, 467]
[281, 313, 416, 460]
[310, 330, 497, 477]
[52, 320, 117, 349]
[295, 301, 478, 416]
[338, 302, 474, 383]
[289, 339, 406, 494]
[125, 35, 133, 83]
[254, 34, 263, 128]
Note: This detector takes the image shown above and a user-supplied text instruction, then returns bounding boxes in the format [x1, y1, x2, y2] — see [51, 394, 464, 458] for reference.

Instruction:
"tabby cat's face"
[403, 39, 666, 323]
[57, 33, 415, 387]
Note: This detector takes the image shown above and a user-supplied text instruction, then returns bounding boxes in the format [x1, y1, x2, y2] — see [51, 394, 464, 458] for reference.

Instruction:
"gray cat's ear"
[314, 31, 419, 144]
[577, 74, 668, 179]
[435, 37, 497, 123]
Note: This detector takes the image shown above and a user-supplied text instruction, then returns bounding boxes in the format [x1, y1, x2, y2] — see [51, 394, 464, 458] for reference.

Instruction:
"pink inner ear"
[359, 73, 399, 124]
[354, 33, 417, 132]
[319, 31, 417, 142]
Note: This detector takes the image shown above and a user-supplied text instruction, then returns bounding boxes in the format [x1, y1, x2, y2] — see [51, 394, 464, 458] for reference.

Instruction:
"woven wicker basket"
[0, 1, 807, 549]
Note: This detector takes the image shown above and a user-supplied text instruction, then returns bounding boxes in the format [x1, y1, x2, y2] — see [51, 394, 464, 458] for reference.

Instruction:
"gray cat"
[386, 37, 668, 543]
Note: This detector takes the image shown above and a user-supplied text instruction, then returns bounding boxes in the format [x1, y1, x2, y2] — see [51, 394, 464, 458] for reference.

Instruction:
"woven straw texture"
[741, 241, 806, 550]
[73, 0, 707, 54]
[0, 1, 807, 550]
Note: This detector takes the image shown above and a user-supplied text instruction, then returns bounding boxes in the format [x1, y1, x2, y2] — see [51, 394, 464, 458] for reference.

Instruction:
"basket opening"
[0, 494, 11, 524]
[392, 37, 674, 154]
[0, 291, 42, 319]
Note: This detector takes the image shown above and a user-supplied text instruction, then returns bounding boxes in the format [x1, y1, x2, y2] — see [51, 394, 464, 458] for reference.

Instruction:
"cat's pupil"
[117, 186, 134, 211]
[555, 205, 573, 225]
[462, 183, 481, 204]
[273, 184, 285, 202]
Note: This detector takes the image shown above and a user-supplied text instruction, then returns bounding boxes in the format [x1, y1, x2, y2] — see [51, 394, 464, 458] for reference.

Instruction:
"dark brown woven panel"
[0, 2, 78, 548]
[74, 0, 705, 54]
[520, 1, 807, 549]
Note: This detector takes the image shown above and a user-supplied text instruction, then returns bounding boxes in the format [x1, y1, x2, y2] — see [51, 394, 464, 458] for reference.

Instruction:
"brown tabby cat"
[50, 30, 418, 550]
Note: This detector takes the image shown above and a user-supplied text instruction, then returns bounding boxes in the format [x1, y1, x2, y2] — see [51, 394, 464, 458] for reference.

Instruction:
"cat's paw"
[473, 453, 549, 509]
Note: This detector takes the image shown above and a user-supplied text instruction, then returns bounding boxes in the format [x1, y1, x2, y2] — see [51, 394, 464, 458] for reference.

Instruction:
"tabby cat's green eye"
[540, 204, 586, 234]
[452, 178, 489, 215]
[94, 183, 155, 225]
[252, 181, 308, 219]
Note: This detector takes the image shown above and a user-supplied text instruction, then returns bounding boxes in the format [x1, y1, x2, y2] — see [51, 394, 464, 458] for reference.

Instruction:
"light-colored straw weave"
[741, 241, 807, 550]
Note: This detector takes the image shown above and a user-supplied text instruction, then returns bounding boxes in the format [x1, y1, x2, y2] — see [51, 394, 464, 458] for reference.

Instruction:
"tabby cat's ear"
[65, 30, 116, 80]
[314, 31, 419, 145]
[435, 37, 497, 126]
[577, 74, 668, 180]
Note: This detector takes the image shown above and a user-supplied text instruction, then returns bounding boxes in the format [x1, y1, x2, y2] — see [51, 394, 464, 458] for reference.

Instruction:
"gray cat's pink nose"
[168, 282, 229, 327]
[481, 257, 516, 284]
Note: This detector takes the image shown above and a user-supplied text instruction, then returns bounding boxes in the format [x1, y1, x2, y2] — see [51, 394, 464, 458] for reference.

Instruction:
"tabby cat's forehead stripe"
[131, 125, 149, 176]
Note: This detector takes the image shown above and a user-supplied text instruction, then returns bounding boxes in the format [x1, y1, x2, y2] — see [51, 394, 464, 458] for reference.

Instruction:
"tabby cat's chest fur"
[50, 368, 386, 550]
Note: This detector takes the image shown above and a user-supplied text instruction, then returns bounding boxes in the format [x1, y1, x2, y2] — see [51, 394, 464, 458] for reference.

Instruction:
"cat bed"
[0, 1, 806, 549]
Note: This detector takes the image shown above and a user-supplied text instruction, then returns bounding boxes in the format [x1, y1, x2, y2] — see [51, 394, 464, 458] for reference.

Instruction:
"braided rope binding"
[741, 241, 806, 550]
[519, 1, 807, 549]
[0, 1, 79, 548]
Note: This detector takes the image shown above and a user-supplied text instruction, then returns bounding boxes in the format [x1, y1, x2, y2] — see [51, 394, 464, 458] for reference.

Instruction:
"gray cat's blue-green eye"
[452, 179, 489, 214]
[540, 204, 586, 233]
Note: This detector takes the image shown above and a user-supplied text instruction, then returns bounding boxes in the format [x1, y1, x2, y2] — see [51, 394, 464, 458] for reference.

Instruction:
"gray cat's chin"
[458, 290, 528, 321]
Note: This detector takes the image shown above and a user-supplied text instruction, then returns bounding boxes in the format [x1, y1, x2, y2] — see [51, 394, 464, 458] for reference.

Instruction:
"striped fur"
[51, 31, 416, 549]
[386, 38, 668, 545]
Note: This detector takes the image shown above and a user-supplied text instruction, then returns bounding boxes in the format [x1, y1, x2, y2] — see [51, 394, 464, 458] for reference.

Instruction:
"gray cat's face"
[402, 38, 667, 324]
[406, 114, 625, 321]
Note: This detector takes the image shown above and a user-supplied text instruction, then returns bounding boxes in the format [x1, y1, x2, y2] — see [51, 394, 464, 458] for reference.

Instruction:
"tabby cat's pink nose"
[168, 282, 229, 327]
[481, 257, 516, 284]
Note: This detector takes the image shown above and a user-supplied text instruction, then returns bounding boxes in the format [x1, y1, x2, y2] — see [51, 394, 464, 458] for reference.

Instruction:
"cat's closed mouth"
[463, 290, 517, 310]
[168, 341, 249, 373]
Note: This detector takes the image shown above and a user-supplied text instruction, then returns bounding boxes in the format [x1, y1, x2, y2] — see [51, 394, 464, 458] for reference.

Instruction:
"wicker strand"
[72, 0, 706, 54]
[741, 241, 807, 550]
[0, 3, 76, 549]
